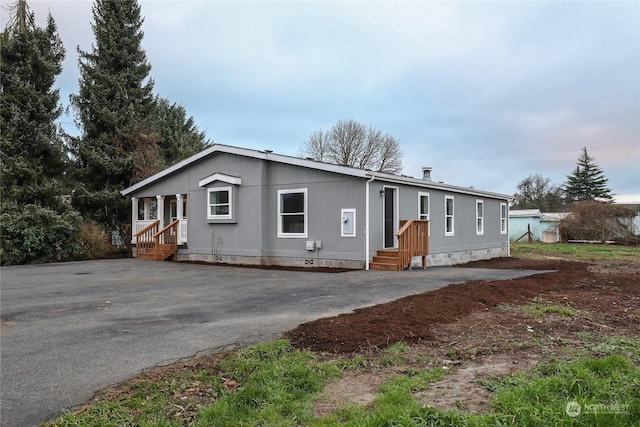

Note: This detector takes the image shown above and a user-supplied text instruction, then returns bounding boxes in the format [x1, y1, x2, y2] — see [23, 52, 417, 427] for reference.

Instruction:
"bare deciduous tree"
[299, 119, 403, 174]
[512, 174, 564, 211]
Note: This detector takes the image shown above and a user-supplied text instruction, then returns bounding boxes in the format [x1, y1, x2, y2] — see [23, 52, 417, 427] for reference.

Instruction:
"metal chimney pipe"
[422, 167, 432, 181]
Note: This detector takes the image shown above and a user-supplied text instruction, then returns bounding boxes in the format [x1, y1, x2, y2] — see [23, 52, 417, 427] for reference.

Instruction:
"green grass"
[524, 296, 577, 317]
[498, 296, 577, 318]
[483, 354, 640, 427]
[577, 334, 640, 363]
[50, 340, 640, 427]
[511, 241, 640, 261]
[197, 340, 341, 426]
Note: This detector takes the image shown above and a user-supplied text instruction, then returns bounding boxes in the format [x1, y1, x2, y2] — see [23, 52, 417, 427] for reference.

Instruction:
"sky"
[2, 0, 639, 201]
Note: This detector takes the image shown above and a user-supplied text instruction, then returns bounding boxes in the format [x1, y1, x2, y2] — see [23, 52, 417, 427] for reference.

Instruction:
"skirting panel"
[417, 247, 509, 268]
[176, 250, 364, 270]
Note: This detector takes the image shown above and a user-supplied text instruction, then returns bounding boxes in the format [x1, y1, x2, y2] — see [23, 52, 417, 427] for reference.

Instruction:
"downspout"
[365, 173, 376, 270]
[507, 199, 512, 258]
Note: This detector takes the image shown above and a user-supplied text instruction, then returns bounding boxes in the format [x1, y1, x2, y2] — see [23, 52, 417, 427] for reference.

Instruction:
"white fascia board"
[199, 173, 242, 187]
[121, 142, 508, 201]
[122, 143, 369, 196]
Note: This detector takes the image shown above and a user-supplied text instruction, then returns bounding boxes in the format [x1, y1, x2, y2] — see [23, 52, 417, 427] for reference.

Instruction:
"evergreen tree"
[1, 0, 67, 208]
[564, 147, 614, 203]
[70, 0, 155, 232]
[153, 96, 211, 168]
[0, 0, 83, 265]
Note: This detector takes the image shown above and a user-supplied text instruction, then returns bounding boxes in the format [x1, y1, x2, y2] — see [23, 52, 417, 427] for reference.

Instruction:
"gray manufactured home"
[121, 144, 510, 270]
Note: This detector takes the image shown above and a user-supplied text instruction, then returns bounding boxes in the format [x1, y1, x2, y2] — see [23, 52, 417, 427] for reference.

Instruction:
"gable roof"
[121, 143, 510, 200]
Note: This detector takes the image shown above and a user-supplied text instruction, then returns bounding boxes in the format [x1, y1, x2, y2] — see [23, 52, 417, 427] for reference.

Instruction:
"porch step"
[137, 244, 176, 261]
[370, 249, 403, 271]
[370, 262, 401, 271]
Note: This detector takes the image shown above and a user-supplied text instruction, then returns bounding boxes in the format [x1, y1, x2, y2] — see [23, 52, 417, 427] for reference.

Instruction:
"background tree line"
[512, 147, 637, 242]
[1, 0, 210, 264]
[512, 147, 614, 210]
[1, 0, 632, 264]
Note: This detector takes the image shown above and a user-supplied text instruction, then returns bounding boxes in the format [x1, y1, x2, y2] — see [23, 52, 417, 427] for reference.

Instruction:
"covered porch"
[130, 194, 188, 260]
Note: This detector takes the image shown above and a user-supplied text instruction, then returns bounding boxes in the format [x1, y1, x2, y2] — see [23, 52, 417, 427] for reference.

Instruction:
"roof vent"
[422, 167, 432, 181]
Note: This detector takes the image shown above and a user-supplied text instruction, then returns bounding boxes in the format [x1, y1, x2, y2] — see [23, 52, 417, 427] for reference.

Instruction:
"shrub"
[76, 220, 113, 260]
[560, 201, 637, 242]
[0, 203, 82, 265]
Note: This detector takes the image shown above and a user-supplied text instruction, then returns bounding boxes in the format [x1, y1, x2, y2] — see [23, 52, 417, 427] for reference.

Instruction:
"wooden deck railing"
[396, 219, 429, 270]
[133, 220, 160, 257]
[152, 219, 180, 260]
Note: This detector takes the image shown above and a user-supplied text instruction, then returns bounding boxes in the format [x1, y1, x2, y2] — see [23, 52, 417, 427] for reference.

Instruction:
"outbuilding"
[121, 144, 510, 270]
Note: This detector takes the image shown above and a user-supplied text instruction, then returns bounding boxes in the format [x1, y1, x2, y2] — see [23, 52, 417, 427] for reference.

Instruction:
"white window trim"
[476, 199, 484, 236]
[199, 173, 241, 187]
[277, 188, 308, 238]
[418, 191, 430, 236]
[341, 208, 357, 238]
[500, 202, 508, 234]
[445, 195, 455, 236]
[207, 186, 232, 220]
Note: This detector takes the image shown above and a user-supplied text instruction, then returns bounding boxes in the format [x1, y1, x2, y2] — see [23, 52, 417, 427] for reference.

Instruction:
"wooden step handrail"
[396, 219, 429, 270]
[133, 220, 159, 257]
[153, 219, 180, 238]
[152, 219, 180, 260]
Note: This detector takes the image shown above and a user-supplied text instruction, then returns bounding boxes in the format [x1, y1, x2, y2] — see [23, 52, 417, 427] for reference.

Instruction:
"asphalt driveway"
[1, 259, 544, 426]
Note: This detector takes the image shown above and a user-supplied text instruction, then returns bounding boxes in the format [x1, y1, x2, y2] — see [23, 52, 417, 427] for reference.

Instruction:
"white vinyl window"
[476, 200, 484, 235]
[278, 188, 308, 238]
[418, 192, 430, 221]
[418, 192, 430, 235]
[500, 203, 508, 234]
[207, 187, 231, 220]
[445, 195, 454, 236]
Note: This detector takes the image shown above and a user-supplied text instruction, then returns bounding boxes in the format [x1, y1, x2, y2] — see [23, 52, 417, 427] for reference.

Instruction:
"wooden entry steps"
[133, 219, 180, 261]
[370, 249, 403, 271]
[370, 219, 430, 271]
[137, 244, 177, 261]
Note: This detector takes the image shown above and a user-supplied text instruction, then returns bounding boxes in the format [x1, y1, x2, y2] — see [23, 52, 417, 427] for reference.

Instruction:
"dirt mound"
[285, 258, 620, 353]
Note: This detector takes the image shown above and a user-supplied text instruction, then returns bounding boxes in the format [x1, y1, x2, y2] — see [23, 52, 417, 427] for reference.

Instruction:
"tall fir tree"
[1, 0, 67, 208]
[153, 96, 211, 167]
[564, 147, 614, 203]
[1, 0, 83, 265]
[70, 0, 155, 232]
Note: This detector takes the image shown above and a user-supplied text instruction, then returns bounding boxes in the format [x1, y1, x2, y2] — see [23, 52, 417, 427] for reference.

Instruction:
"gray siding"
[367, 181, 508, 265]
[128, 150, 509, 268]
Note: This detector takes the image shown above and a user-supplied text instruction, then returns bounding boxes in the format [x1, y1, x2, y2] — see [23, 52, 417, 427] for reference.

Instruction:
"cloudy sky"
[3, 1, 639, 200]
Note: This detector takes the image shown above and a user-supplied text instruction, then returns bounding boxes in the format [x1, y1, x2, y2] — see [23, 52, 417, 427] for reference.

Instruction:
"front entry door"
[384, 187, 396, 248]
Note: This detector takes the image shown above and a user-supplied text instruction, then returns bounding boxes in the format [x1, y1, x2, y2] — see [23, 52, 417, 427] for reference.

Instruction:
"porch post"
[131, 197, 138, 244]
[176, 194, 183, 243]
[156, 195, 165, 229]
[144, 198, 150, 220]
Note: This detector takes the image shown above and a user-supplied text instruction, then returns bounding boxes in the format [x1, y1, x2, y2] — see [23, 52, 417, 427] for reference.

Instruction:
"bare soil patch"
[286, 256, 640, 414]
